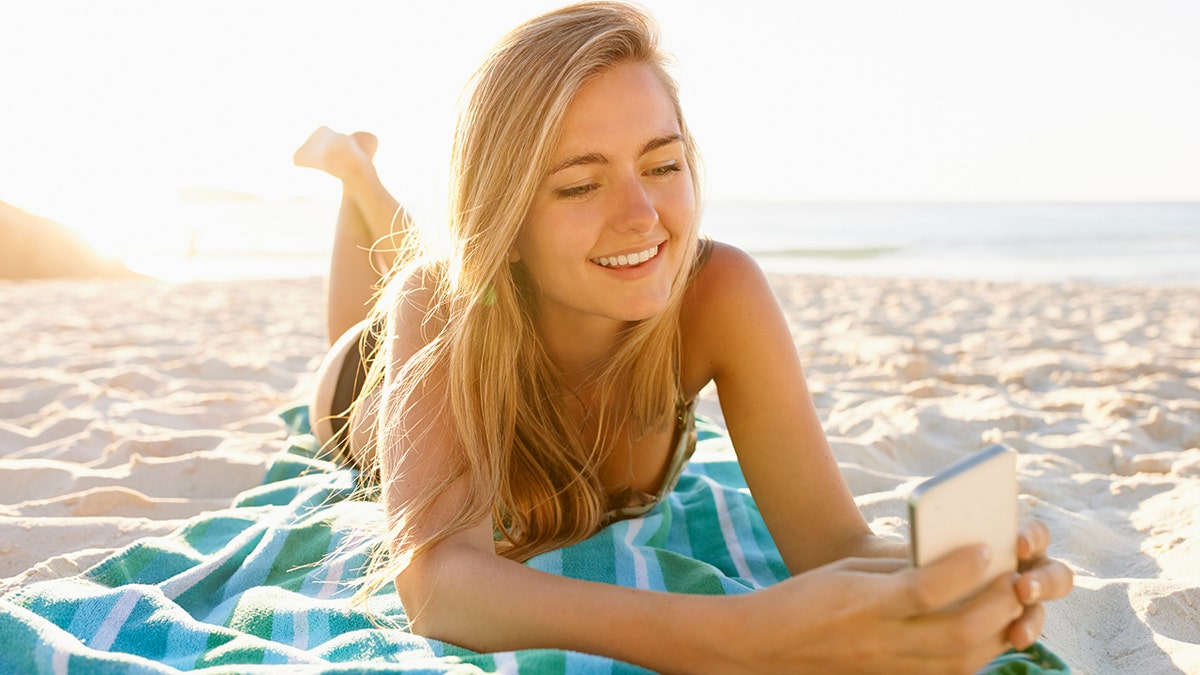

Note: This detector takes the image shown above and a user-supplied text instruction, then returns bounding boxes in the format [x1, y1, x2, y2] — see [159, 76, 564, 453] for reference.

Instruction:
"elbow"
[394, 556, 444, 637]
[392, 542, 475, 640]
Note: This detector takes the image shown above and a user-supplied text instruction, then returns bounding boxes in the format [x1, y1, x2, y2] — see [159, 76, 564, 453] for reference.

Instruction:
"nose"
[611, 174, 658, 234]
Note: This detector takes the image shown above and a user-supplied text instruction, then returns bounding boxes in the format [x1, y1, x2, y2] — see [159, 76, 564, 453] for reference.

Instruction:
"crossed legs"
[293, 126, 413, 345]
[296, 127, 408, 463]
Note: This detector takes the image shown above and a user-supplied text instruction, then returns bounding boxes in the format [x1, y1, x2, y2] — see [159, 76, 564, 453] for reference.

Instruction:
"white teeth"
[593, 245, 659, 269]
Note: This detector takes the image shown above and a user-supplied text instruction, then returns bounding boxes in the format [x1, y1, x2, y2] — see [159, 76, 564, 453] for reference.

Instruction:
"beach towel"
[0, 407, 1069, 674]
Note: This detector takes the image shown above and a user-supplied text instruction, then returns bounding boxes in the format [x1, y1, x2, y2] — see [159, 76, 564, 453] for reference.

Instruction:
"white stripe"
[89, 588, 141, 652]
[293, 608, 309, 650]
[317, 555, 348, 600]
[161, 507, 292, 601]
[317, 529, 369, 600]
[51, 648, 69, 675]
[493, 651, 520, 674]
[704, 476, 753, 580]
[624, 517, 651, 589]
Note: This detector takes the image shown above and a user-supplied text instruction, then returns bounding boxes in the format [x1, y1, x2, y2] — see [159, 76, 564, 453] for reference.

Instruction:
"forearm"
[401, 542, 733, 674]
[836, 531, 909, 561]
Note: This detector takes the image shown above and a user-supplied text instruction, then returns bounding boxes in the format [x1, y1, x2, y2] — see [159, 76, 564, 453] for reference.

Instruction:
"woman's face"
[515, 61, 696, 334]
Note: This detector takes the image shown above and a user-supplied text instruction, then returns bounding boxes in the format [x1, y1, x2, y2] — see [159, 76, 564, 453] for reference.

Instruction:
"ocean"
[127, 200, 1200, 287]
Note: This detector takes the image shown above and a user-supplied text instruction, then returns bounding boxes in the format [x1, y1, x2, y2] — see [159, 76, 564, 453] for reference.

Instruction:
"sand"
[1, 273, 1197, 673]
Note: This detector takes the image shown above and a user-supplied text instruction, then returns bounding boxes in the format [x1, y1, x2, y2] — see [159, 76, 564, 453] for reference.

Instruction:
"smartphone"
[908, 444, 1018, 587]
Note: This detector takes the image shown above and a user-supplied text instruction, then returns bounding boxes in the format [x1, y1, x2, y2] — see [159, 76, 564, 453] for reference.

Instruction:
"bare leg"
[294, 126, 414, 344]
[298, 127, 408, 464]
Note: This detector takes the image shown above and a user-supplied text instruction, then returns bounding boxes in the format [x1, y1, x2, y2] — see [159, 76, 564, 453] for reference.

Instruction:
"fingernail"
[1026, 578, 1042, 602]
[1020, 532, 1034, 554]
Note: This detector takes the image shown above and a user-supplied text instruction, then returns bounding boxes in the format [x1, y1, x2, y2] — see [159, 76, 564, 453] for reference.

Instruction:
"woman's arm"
[400, 530, 1021, 674]
[682, 243, 881, 571]
[682, 243, 1071, 650]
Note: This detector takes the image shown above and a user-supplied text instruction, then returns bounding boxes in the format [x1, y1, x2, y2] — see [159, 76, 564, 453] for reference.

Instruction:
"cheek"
[663, 184, 697, 235]
[515, 213, 592, 270]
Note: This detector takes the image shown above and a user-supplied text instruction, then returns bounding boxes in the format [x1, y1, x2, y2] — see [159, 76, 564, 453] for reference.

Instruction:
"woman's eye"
[648, 162, 682, 177]
[556, 183, 598, 199]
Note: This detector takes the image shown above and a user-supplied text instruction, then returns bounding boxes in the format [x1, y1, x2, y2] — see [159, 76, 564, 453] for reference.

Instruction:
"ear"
[508, 247, 521, 263]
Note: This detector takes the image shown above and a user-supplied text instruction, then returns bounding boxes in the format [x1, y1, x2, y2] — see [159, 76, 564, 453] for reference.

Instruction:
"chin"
[616, 297, 673, 324]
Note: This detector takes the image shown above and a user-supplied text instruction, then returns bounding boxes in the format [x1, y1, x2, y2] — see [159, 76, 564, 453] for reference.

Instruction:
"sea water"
[702, 201, 1200, 287]
[129, 200, 1200, 287]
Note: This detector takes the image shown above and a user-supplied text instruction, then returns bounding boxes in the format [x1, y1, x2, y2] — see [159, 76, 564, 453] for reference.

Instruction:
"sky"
[2, 0, 1198, 252]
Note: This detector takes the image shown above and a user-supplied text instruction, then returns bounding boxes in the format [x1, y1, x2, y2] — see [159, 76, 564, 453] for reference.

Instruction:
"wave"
[748, 246, 901, 260]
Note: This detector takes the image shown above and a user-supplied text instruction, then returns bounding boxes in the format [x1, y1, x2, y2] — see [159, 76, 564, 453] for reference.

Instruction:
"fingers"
[1016, 557, 1075, 605]
[1008, 601, 1045, 650]
[1017, 520, 1050, 560]
[890, 544, 993, 616]
[902, 571, 1023, 659]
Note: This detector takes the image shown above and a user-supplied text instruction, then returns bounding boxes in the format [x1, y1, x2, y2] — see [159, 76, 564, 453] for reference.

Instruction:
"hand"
[720, 545, 1024, 675]
[1007, 520, 1074, 649]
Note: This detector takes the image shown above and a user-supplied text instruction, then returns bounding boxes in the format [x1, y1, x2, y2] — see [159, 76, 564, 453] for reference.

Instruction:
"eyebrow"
[548, 134, 683, 175]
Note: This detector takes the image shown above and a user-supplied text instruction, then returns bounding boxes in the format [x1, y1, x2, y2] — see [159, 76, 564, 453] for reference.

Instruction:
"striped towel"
[0, 407, 1068, 674]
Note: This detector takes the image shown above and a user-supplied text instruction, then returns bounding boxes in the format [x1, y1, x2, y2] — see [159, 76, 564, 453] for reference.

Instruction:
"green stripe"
[197, 631, 267, 668]
[514, 649, 566, 672]
[561, 526, 618, 585]
[226, 590, 275, 641]
[265, 522, 334, 591]
[89, 541, 168, 587]
[654, 548, 725, 596]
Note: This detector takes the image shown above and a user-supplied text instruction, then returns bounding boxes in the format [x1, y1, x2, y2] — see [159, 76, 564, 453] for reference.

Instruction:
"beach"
[1, 273, 1197, 673]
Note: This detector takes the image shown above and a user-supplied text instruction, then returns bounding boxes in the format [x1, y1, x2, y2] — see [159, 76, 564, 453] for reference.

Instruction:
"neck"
[536, 312, 628, 386]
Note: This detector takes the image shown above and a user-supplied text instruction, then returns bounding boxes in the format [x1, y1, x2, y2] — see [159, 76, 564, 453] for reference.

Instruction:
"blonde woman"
[297, 3, 1072, 672]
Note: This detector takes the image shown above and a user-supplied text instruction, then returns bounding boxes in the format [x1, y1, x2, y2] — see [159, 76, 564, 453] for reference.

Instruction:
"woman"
[297, 3, 1072, 672]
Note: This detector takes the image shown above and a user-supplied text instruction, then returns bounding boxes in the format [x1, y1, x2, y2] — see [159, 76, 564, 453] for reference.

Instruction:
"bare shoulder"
[681, 242, 784, 385]
[382, 259, 449, 355]
[684, 241, 779, 322]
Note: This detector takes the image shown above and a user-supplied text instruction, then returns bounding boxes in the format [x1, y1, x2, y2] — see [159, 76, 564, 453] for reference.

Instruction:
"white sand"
[1, 274, 1197, 673]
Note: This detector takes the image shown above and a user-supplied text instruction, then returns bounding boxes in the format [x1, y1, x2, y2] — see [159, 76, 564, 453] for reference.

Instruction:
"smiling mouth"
[591, 244, 660, 269]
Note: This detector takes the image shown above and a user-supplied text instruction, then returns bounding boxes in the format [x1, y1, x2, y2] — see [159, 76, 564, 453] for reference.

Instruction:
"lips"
[590, 244, 660, 269]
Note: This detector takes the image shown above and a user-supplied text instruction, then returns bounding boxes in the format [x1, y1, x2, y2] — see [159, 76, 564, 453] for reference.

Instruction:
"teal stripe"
[160, 619, 209, 670]
[676, 475, 739, 579]
[63, 583, 127, 643]
[182, 512, 264, 555]
[0, 600, 51, 674]
[527, 546, 563, 576]
[661, 492, 697, 560]
[108, 590, 173, 662]
[300, 606, 331, 652]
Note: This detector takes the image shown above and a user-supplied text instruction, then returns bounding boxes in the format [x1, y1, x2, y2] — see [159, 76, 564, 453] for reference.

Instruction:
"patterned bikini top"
[602, 397, 699, 523]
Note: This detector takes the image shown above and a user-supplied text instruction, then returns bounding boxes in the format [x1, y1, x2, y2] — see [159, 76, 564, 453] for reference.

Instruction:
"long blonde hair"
[358, 1, 704, 597]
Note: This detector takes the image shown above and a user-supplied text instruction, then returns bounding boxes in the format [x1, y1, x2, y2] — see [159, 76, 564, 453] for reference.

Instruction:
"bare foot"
[293, 126, 379, 180]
